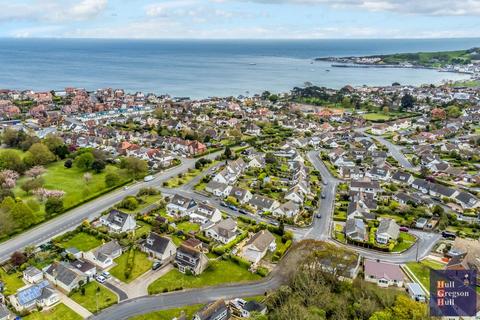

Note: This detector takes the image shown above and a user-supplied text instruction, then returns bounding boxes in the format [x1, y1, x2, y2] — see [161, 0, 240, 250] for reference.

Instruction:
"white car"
[95, 275, 106, 283]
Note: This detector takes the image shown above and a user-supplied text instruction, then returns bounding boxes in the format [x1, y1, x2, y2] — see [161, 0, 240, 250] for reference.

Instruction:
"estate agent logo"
[430, 269, 477, 317]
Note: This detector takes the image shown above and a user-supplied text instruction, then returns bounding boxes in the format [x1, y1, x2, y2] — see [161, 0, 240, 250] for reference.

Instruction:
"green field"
[70, 282, 118, 313]
[56, 232, 103, 252]
[0, 269, 25, 295]
[148, 259, 261, 294]
[129, 304, 202, 320]
[380, 48, 476, 67]
[24, 303, 82, 320]
[109, 250, 153, 283]
[175, 221, 200, 234]
[405, 259, 445, 289]
[392, 232, 416, 253]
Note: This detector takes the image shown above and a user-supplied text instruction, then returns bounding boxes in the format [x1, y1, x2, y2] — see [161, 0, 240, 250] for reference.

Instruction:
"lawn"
[148, 259, 261, 294]
[0, 269, 25, 295]
[164, 161, 219, 188]
[56, 232, 103, 252]
[70, 282, 118, 313]
[392, 232, 416, 253]
[24, 303, 82, 320]
[14, 162, 130, 217]
[121, 194, 163, 214]
[405, 259, 445, 289]
[129, 304, 202, 320]
[109, 250, 152, 283]
[134, 221, 152, 240]
[176, 221, 200, 234]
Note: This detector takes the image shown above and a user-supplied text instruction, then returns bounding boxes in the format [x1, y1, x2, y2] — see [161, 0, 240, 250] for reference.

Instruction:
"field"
[148, 259, 261, 294]
[70, 282, 118, 313]
[405, 259, 445, 289]
[24, 303, 82, 320]
[56, 232, 103, 252]
[391, 232, 416, 253]
[129, 304, 202, 320]
[109, 250, 153, 283]
[361, 112, 410, 121]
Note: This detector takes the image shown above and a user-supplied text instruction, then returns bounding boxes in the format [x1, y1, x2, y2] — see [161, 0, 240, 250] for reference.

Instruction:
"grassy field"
[164, 161, 218, 188]
[176, 221, 200, 234]
[0, 269, 25, 295]
[56, 232, 103, 252]
[129, 304, 202, 320]
[392, 232, 416, 253]
[120, 194, 163, 214]
[405, 259, 445, 289]
[70, 282, 118, 313]
[13, 161, 130, 217]
[109, 250, 152, 283]
[24, 303, 82, 320]
[148, 259, 261, 294]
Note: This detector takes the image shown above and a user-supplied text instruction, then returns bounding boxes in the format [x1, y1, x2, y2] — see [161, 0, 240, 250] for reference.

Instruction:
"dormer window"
[147, 238, 154, 246]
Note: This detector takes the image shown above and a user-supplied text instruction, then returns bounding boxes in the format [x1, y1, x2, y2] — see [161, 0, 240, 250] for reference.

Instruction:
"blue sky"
[1, 0, 480, 39]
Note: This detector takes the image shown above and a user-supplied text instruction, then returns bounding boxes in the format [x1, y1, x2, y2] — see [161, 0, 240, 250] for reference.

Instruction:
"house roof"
[245, 230, 275, 252]
[45, 262, 81, 286]
[249, 195, 277, 210]
[71, 259, 96, 273]
[93, 240, 122, 262]
[377, 219, 400, 239]
[102, 210, 132, 228]
[169, 194, 196, 209]
[16, 280, 52, 306]
[143, 233, 174, 254]
[195, 300, 229, 320]
[364, 259, 404, 281]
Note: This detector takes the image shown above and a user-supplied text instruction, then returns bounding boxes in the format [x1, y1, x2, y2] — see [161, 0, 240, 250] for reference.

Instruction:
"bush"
[137, 187, 160, 197]
[256, 266, 269, 277]
[230, 254, 252, 269]
[118, 196, 139, 210]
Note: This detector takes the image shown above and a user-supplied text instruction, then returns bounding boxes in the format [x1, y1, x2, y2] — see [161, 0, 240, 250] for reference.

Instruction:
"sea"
[0, 38, 479, 98]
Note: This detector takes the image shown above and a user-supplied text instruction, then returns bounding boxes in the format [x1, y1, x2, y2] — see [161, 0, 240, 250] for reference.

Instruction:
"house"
[141, 233, 177, 263]
[345, 218, 367, 242]
[228, 187, 252, 204]
[350, 179, 381, 195]
[99, 210, 137, 233]
[175, 244, 209, 275]
[44, 262, 85, 293]
[23, 266, 43, 284]
[205, 181, 232, 198]
[284, 187, 304, 204]
[393, 192, 422, 206]
[376, 219, 400, 244]
[455, 191, 480, 210]
[193, 299, 230, 320]
[205, 218, 238, 244]
[241, 230, 276, 264]
[392, 171, 416, 185]
[189, 203, 222, 224]
[365, 166, 390, 181]
[167, 194, 197, 216]
[230, 299, 267, 318]
[248, 155, 265, 168]
[364, 260, 404, 287]
[70, 260, 97, 281]
[0, 304, 10, 320]
[84, 240, 123, 269]
[248, 195, 280, 213]
[273, 201, 300, 219]
[9, 280, 59, 312]
[406, 283, 426, 302]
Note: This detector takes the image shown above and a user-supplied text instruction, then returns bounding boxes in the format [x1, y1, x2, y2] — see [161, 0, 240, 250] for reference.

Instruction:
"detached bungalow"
[241, 230, 276, 264]
[376, 219, 400, 245]
[84, 240, 122, 269]
[364, 260, 404, 288]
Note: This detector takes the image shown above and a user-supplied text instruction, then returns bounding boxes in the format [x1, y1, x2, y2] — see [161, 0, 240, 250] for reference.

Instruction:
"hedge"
[272, 240, 292, 262]
[256, 266, 269, 277]
[230, 254, 252, 269]
[212, 231, 248, 255]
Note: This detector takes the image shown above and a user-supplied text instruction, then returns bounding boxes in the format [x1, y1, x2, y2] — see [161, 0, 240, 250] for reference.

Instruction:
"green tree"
[75, 152, 95, 170]
[92, 159, 106, 173]
[11, 201, 35, 230]
[446, 105, 462, 118]
[44, 134, 64, 152]
[23, 143, 56, 167]
[400, 94, 414, 110]
[21, 177, 44, 195]
[0, 149, 24, 172]
[118, 196, 138, 210]
[45, 197, 64, 218]
[105, 172, 121, 187]
[120, 157, 148, 178]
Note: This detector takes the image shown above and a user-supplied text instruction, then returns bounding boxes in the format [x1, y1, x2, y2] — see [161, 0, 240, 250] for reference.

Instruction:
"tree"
[2, 128, 25, 148]
[75, 152, 95, 170]
[23, 143, 56, 167]
[118, 196, 138, 210]
[25, 166, 46, 178]
[92, 159, 106, 173]
[0, 170, 19, 189]
[10, 251, 28, 266]
[21, 177, 44, 195]
[11, 201, 35, 230]
[400, 94, 415, 110]
[53, 144, 70, 159]
[265, 152, 276, 164]
[105, 172, 121, 187]
[64, 159, 73, 168]
[120, 157, 148, 178]
[44, 134, 64, 152]
[446, 105, 462, 118]
[0, 150, 24, 172]
[45, 197, 64, 218]
[224, 146, 233, 159]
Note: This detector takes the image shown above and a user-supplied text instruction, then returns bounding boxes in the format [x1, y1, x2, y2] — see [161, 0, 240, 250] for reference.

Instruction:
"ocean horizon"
[0, 38, 478, 98]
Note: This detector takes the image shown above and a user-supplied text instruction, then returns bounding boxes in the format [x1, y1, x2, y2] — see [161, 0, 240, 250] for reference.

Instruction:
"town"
[0, 79, 479, 320]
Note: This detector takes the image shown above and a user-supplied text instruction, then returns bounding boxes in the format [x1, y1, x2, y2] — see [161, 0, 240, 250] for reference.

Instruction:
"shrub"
[230, 254, 252, 269]
[256, 266, 269, 277]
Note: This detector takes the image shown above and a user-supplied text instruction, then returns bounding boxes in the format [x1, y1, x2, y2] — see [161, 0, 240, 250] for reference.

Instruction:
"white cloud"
[230, 0, 480, 16]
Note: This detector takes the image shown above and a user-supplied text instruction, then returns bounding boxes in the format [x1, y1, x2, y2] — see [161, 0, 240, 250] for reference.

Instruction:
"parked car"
[152, 261, 162, 270]
[228, 205, 238, 211]
[239, 209, 248, 215]
[399, 227, 409, 232]
[101, 271, 111, 279]
[316, 214, 322, 219]
[322, 181, 328, 186]
[442, 231, 456, 239]
[144, 175, 154, 182]
[220, 201, 228, 207]
[321, 193, 326, 199]
[95, 275, 106, 283]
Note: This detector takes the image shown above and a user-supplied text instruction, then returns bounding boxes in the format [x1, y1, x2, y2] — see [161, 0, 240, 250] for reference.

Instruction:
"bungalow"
[141, 233, 177, 263]
[193, 299, 230, 320]
[44, 262, 86, 293]
[364, 260, 404, 287]
[241, 230, 276, 264]
[84, 240, 123, 269]
[376, 219, 400, 245]
[284, 187, 304, 204]
[99, 210, 137, 233]
[393, 192, 422, 206]
[391, 171, 414, 185]
[365, 166, 390, 181]
[248, 195, 280, 213]
[175, 244, 209, 275]
[0, 304, 10, 320]
[248, 155, 265, 168]
[205, 218, 238, 244]
[345, 218, 367, 242]
[406, 283, 427, 302]
[371, 124, 389, 135]
[9, 280, 59, 312]
[70, 260, 97, 281]
[273, 201, 300, 219]
[347, 199, 375, 220]
[189, 203, 222, 224]
[167, 194, 197, 216]
[205, 181, 232, 198]
[350, 180, 381, 195]
[228, 187, 252, 204]
[429, 183, 458, 199]
[455, 191, 480, 210]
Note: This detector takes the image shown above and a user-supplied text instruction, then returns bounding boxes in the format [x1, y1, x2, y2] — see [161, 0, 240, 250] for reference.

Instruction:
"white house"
[84, 240, 122, 269]
[23, 266, 43, 284]
[9, 281, 59, 312]
[205, 218, 238, 244]
[189, 203, 222, 224]
[376, 219, 400, 245]
[241, 230, 276, 264]
[140, 233, 177, 263]
[99, 210, 137, 233]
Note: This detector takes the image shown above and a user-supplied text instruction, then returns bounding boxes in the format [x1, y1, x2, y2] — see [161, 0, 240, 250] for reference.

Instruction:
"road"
[0, 152, 221, 263]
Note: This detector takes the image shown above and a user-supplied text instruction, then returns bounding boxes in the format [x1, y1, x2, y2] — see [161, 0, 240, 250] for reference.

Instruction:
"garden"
[70, 282, 118, 313]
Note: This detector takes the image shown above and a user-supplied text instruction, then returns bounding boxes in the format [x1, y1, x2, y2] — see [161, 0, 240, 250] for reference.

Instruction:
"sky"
[1, 0, 480, 39]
